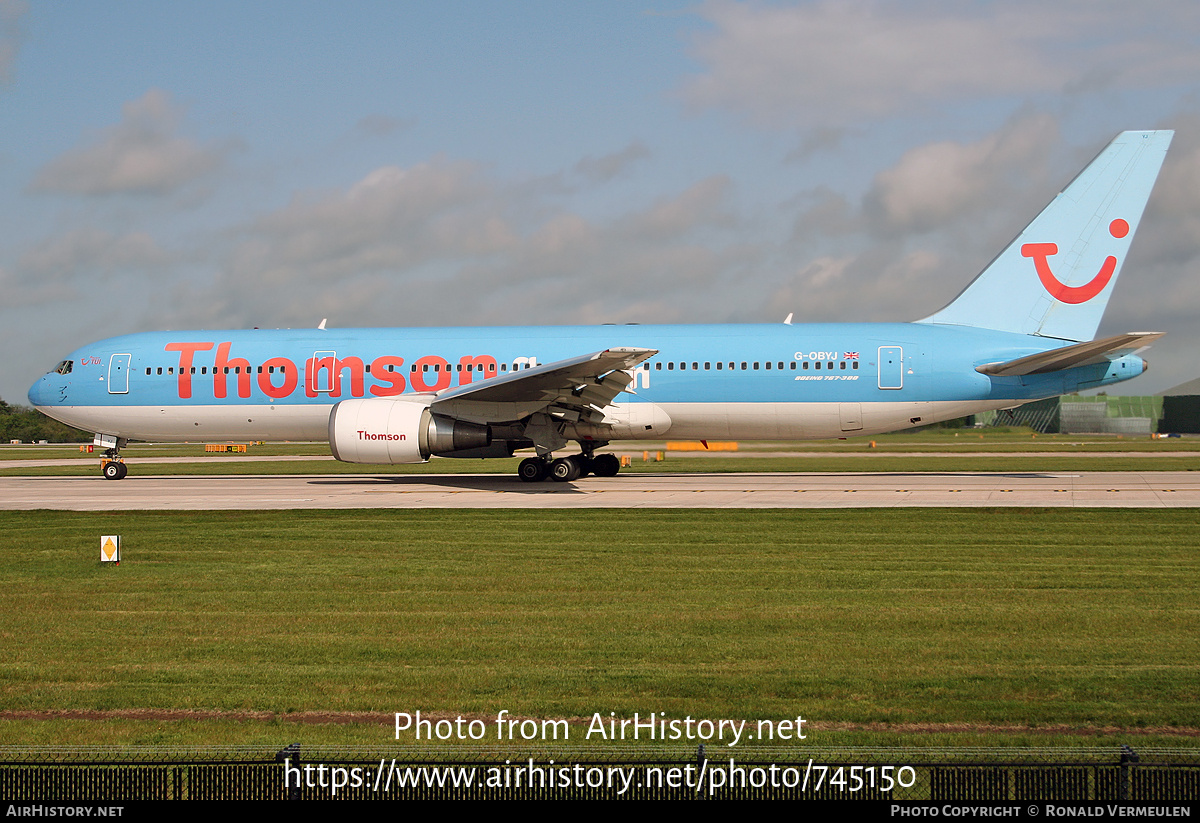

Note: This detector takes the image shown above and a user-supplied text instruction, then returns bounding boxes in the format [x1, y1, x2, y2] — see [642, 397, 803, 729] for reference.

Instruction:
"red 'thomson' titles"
[165, 342, 500, 400]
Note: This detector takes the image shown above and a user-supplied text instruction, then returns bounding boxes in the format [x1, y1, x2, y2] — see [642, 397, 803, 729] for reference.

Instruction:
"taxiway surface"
[2, 471, 1197, 509]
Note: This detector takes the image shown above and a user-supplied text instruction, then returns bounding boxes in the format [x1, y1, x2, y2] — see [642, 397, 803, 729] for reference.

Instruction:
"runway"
[2, 471, 1198, 510]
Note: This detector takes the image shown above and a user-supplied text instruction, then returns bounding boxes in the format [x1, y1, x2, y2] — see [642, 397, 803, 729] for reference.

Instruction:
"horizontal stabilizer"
[976, 332, 1164, 377]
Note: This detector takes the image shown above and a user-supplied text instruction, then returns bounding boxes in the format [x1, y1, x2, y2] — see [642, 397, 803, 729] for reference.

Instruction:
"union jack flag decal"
[843, 352, 859, 360]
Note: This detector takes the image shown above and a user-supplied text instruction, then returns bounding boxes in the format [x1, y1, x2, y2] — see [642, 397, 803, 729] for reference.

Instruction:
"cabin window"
[740, 362, 747, 370]
[790, 361, 796, 370]
[704, 362, 710, 370]
[145, 368, 152, 375]
[692, 362, 699, 370]
[753, 362, 759, 370]
[156, 367, 162, 375]
[655, 363, 661, 370]
[716, 362, 723, 370]
[765, 361, 771, 370]
[53, 360, 73, 375]
[803, 362, 809, 370]
[853, 361, 858, 370]
[668, 362, 674, 370]
[840, 361, 846, 370]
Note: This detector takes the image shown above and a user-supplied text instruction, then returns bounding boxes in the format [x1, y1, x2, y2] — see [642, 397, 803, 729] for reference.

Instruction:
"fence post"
[1119, 744, 1138, 802]
[277, 743, 301, 800]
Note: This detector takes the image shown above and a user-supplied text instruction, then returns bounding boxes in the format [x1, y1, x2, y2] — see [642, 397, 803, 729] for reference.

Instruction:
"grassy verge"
[1, 509, 1197, 747]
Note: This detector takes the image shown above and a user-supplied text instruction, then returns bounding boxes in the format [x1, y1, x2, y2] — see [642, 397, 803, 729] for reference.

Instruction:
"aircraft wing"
[976, 332, 1164, 377]
[430, 347, 657, 424]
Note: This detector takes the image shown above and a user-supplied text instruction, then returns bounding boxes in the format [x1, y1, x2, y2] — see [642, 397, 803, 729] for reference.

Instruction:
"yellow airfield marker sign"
[101, 535, 121, 564]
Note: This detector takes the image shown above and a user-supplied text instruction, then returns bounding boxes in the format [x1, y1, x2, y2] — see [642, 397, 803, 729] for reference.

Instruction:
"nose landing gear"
[95, 435, 129, 479]
[102, 459, 128, 480]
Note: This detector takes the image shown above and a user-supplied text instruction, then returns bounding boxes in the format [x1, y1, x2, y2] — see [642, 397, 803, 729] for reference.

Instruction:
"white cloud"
[573, 141, 651, 184]
[182, 160, 749, 331]
[0, 264, 74, 311]
[228, 159, 510, 286]
[773, 114, 1070, 322]
[683, 0, 1200, 127]
[0, 228, 170, 317]
[863, 113, 1058, 234]
[30, 89, 229, 196]
[18, 228, 168, 278]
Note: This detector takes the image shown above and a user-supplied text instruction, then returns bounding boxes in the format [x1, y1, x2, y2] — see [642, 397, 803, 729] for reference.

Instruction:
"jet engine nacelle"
[328, 398, 491, 464]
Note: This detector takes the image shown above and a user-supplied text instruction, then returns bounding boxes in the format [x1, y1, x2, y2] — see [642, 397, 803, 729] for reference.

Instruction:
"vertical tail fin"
[919, 130, 1172, 342]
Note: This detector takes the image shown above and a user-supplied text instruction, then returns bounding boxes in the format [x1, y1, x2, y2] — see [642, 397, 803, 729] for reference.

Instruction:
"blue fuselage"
[28, 321, 1145, 444]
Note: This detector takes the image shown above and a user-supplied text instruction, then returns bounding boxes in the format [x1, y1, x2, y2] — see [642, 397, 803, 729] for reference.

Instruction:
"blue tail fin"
[919, 130, 1172, 342]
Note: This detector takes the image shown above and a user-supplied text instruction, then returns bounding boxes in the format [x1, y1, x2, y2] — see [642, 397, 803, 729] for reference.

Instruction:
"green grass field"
[1, 509, 1197, 748]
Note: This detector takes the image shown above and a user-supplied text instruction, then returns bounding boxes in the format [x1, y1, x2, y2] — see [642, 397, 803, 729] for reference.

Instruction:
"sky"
[3, 1, 1200, 404]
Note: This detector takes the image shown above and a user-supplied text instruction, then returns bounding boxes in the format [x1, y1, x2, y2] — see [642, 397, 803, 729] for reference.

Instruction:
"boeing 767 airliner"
[28, 131, 1173, 482]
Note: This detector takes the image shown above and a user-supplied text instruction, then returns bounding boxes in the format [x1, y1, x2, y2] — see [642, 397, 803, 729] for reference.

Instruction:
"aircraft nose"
[28, 374, 55, 407]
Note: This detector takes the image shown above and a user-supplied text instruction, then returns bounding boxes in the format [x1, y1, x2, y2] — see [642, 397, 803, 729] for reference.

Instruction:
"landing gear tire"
[592, 453, 620, 477]
[575, 455, 593, 479]
[550, 456, 582, 482]
[518, 457, 549, 482]
[103, 461, 127, 480]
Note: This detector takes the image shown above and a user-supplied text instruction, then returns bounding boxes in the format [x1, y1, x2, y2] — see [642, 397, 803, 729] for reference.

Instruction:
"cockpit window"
[53, 360, 72, 375]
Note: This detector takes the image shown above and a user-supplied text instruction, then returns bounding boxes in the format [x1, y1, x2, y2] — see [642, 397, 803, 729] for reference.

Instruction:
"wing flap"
[431, 347, 656, 421]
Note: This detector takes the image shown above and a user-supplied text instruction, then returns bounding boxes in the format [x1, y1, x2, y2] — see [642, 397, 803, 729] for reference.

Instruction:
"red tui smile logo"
[1021, 219, 1129, 304]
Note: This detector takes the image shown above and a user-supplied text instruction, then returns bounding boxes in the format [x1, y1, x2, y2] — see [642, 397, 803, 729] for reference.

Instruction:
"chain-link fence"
[1, 745, 1196, 801]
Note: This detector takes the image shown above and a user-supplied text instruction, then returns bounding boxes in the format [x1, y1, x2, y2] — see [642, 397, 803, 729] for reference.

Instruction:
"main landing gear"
[100, 442, 128, 480]
[517, 451, 621, 483]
